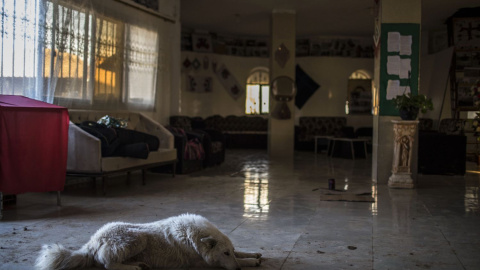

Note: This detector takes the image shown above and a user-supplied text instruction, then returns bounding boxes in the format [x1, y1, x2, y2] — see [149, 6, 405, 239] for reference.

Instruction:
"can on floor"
[328, 178, 335, 190]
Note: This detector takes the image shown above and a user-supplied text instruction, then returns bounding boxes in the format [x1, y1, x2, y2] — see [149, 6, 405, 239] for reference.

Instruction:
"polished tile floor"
[1, 149, 479, 270]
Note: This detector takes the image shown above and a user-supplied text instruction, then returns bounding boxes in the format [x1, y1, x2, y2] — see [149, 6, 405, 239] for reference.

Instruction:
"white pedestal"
[388, 120, 419, 189]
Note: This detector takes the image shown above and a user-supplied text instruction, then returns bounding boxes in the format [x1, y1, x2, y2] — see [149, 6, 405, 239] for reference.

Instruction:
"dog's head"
[200, 235, 241, 270]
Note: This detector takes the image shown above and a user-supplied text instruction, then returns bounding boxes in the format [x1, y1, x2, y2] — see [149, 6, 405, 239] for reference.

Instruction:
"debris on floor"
[314, 188, 375, 202]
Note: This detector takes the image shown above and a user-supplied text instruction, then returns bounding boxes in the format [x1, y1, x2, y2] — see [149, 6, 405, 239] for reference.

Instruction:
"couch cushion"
[170, 116, 193, 131]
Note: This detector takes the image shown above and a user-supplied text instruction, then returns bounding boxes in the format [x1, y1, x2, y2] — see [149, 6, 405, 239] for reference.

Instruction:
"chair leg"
[102, 176, 107, 195]
[0, 192, 3, 220]
[91, 177, 96, 189]
[56, 191, 61, 206]
[350, 141, 355, 159]
[172, 161, 176, 178]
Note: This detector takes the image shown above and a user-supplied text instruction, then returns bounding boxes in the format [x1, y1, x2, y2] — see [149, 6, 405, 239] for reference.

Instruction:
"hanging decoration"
[187, 75, 213, 93]
[192, 58, 201, 70]
[192, 33, 213, 53]
[295, 65, 320, 109]
[182, 57, 192, 71]
[214, 64, 243, 100]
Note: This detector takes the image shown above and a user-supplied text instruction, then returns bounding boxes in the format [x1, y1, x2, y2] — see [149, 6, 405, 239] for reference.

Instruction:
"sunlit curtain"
[48, 1, 93, 105]
[1, 0, 45, 102]
[1, 0, 163, 111]
[124, 24, 158, 110]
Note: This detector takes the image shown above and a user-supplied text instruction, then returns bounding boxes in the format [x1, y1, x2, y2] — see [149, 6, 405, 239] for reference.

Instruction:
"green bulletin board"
[379, 23, 420, 116]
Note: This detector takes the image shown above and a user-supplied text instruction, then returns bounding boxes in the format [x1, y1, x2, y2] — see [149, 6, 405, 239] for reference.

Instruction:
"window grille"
[246, 67, 269, 115]
[1, 0, 159, 110]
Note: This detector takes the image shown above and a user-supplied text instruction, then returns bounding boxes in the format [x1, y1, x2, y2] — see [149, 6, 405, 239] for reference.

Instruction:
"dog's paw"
[130, 262, 151, 270]
[255, 253, 262, 259]
[255, 258, 262, 267]
[138, 262, 151, 270]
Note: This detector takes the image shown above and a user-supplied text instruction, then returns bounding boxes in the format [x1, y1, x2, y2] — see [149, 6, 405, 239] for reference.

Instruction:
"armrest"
[66, 121, 102, 173]
[186, 130, 205, 141]
[137, 113, 174, 150]
[202, 128, 225, 142]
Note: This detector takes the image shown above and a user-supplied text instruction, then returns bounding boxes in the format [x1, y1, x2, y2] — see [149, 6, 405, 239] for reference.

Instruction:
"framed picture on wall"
[347, 79, 372, 115]
[192, 33, 213, 53]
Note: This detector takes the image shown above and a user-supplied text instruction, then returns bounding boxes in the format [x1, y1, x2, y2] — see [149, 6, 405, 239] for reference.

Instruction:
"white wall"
[296, 56, 374, 129]
[179, 51, 374, 129]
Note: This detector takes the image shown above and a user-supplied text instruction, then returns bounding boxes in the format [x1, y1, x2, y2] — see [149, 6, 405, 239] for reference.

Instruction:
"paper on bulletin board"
[400, 35, 412, 55]
[400, 58, 411, 79]
[387, 32, 400, 52]
[386, 80, 410, 100]
[380, 23, 420, 116]
[387, 56, 411, 79]
[387, 32, 412, 55]
[387, 56, 400, 75]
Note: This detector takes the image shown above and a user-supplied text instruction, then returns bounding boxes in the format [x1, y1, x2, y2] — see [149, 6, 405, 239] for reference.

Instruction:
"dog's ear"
[200, 236, 217, 248]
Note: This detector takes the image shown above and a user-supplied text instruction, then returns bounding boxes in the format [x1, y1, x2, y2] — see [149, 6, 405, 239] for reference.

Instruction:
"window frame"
[245, 67, 270, 115]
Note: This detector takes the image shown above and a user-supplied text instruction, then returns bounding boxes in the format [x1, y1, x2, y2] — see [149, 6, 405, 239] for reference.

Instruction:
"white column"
[372, 0, 421, 184]
[269, 10, 296, 159]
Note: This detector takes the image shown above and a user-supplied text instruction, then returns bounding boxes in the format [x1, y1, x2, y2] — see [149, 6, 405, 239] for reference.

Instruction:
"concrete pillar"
[269, 10, 296, 160]
[372, 0, 421, 184]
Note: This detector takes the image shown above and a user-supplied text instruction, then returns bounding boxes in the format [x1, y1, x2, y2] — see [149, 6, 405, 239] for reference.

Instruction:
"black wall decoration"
[295, 65, 320, 109]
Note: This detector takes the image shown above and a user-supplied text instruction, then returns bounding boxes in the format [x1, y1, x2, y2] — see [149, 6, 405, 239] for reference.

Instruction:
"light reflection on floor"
[371, 184, 378, 215]
[343, 177, 349, 191]
[243, 169, 269, 220]
[463, 166, 480, 214]
[465, 185, 479, 214]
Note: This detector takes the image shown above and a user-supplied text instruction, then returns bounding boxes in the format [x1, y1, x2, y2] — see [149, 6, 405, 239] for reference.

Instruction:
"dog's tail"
[35, 244, 93, 270]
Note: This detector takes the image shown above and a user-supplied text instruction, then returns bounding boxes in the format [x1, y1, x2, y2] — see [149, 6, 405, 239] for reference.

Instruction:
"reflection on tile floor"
[1, 149, 479, 269]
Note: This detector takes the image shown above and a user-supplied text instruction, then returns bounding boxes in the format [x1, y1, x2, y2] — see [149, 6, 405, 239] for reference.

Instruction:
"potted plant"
[391, 92, 433, 120]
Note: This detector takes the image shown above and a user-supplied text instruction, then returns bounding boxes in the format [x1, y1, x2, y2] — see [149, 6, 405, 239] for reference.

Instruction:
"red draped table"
[0, 95, 69, 218]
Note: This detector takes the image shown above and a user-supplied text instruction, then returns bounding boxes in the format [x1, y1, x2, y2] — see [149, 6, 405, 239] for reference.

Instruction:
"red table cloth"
[0, 95, 69, 194]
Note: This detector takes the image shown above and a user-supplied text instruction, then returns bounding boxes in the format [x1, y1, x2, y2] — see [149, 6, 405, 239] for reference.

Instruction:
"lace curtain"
[0, 0, 168, 111]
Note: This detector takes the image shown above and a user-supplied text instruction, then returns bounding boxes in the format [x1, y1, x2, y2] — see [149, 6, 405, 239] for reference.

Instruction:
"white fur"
[35, 214, 262, 270]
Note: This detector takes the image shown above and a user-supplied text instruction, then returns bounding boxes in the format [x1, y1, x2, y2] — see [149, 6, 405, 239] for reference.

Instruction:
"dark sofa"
[171, 114, 268, 152]
[204, 115, 268, 149]
[295, 116, 348, 151]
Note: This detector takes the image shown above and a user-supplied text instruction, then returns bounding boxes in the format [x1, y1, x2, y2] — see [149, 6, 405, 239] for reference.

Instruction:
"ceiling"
[180, 0, 480, 38]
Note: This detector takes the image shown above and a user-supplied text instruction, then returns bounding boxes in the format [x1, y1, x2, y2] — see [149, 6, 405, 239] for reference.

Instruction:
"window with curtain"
[0, 0, 160, 110]
[245, 67, 269, 115]
[0, 0, 41, 99]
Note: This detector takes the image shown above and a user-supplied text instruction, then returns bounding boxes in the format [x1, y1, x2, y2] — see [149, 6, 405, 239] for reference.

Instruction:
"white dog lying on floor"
[35, 213, 262, 270]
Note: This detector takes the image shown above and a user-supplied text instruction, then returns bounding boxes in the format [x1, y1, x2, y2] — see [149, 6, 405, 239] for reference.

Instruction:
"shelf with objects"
[446, 7, 480, 166]
[447, 7, 480, 117]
